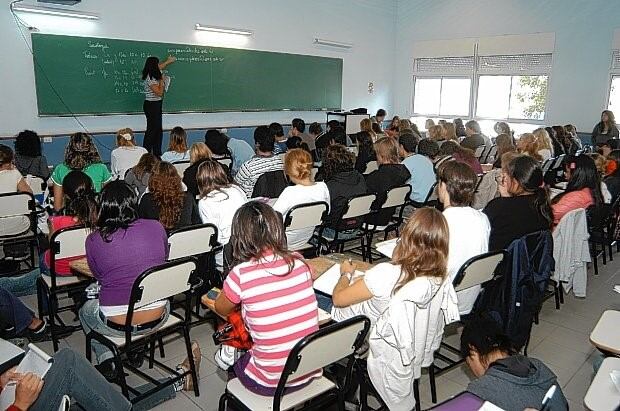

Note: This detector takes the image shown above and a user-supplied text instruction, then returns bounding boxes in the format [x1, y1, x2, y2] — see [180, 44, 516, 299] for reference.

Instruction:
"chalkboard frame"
[31, 33, 343, 116]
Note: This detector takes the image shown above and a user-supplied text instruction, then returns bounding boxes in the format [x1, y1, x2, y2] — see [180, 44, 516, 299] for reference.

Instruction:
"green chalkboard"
[31, 33, 343, 116]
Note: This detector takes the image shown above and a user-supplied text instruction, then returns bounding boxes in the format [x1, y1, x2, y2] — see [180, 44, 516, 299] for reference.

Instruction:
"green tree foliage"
[515, 76, 548, 120]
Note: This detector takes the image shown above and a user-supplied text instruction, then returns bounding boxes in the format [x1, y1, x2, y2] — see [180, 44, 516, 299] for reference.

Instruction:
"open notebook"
[313, 264, 364, 296]
[0, 343, 52, 410]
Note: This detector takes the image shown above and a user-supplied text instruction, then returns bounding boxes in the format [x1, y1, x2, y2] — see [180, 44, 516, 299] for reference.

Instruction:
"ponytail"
[533, 186, 553, 228]
[66, 188, 98, 228]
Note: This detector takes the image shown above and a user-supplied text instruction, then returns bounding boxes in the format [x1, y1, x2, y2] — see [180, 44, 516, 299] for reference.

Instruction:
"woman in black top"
[354, 131, 376, 174]
[183, 142, 214, 197]
[138, 161, 200, 232]
[365, 137, 411, 226]
[483, 155, 552, 251]
[545, 127, 565, 157]
[13, 130, 49, 179]
[591, 110, 620, 146]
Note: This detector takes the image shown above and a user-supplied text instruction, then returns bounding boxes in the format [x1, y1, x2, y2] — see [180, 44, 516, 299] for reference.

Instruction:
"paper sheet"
[313, 264, 364, 296]
[375, 238, 398, 258]
[0, 344, 52, 410]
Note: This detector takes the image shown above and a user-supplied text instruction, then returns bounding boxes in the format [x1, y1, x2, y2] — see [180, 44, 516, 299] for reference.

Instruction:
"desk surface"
[590, 310, 620, 355]
[584, 357, 620, 411]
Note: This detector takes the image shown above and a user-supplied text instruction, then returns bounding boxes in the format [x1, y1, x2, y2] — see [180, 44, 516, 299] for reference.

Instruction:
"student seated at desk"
[273, 149, 330, 250]
[13, 130, 50, 180]
[461, 315, 568, 411]
[125, 153, 159, 197]
[207, 202, 321, 395]
[437, 161, 490, 314]
[79, 181, 201, 386]
[50, 133, 112, 211]
[42, 171, 97, 277]
[160, 126, 190, 163]
[354, 131, 376, 174]
[551, 154, 600, 226]
[182, 142, 214, 197]
[330, 208, 450, 325]
[110, 128, 147, 180]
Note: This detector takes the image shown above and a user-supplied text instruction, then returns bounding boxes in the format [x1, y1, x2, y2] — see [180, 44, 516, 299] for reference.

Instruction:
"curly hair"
[14, 130, 42, 157]
[64, 132, 102, 170]
[284, 148, 313, 181]
[132, 153, 159, 180]
[148, 162, 185, 229]
[322, 144, 355, 181]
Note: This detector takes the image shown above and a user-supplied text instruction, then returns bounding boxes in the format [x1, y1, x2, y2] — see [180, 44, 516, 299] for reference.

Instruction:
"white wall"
[0, 0, 396, 136]
[394, 0, 620, 132]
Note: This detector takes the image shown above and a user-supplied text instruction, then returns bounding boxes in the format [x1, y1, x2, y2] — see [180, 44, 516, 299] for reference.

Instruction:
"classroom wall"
[393, 0, 620, 132]
[0, 0, 396, 138]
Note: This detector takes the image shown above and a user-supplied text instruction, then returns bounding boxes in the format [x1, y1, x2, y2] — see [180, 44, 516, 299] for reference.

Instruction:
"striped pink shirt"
[223, 252, 321, 388]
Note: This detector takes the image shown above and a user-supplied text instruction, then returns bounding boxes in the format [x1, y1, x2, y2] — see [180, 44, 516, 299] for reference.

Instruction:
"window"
[413, 77, 471, 116]
[476, 75, 548, 121]
[609, 75, 620, 111]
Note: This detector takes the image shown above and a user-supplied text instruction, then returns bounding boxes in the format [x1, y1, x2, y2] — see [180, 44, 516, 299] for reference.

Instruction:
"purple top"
[85, 219, 168, 307]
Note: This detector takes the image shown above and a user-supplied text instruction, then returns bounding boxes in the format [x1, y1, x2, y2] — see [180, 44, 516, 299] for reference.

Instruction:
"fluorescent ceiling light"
[314, 38, 353, 49]
[11, 3, 99, 20]
[194, 24, 252, 36]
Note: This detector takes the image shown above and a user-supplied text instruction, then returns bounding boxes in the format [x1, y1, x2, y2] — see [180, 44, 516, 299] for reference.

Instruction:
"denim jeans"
[79, 299, 171, 364]
[30, 348, 132, 411]
[0, 268, 40, 297]
[0, 287, 33, 334]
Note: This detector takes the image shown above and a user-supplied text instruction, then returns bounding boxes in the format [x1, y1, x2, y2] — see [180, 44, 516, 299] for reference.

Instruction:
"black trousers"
[143, 100, 163, 156]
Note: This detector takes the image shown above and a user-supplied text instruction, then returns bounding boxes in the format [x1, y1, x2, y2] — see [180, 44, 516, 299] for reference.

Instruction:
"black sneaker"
[27, 320, 50, 343]
[95, 359, 118, 382]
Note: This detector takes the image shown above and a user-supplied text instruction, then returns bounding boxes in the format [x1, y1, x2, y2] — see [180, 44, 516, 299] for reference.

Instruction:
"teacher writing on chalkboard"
[142, 55, 176, 156]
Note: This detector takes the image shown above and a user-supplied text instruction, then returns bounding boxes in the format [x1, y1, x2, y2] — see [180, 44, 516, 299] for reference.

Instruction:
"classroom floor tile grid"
[19, 253, 620, 411]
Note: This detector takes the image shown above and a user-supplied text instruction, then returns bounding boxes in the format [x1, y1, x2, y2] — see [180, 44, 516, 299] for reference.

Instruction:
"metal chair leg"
[414, 379, 421, 411]
[429, 364, 437, 403]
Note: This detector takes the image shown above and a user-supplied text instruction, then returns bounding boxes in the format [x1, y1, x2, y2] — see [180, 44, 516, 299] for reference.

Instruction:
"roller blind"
[477, 53, 553, 75]
[612, 50, 620, 71]
[414, 56, 475, 75]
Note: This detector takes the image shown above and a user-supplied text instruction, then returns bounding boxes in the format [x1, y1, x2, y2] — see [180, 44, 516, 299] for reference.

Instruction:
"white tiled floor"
[20, 253, 620, 410]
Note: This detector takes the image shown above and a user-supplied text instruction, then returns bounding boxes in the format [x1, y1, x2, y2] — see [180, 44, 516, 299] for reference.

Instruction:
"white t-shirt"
[0, 169, 23, 193]
[110, 146, 148, 179]
[443, 206, 490, 315]
[331, 262, 402, 325]
[198, 185, 247, 265]
[272, 182, 330, 250]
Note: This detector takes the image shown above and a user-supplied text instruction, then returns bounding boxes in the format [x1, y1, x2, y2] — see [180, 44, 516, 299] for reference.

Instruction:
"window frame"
[411, 75, 473, 118]
[607, 74, 620, 111]
[474, 73, 550, 123]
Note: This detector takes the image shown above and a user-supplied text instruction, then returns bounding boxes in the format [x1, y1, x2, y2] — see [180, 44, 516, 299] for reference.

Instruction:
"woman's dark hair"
[438, 160, 477, 207]
[460, 314, 516, 359]
[357, 131, 374, 154]
[503, 155, 553, 227]
[454, 118, 467, 137]
[327, 120, 340, 131]
[142, 56, 162, 80]
[553, 154, 603, 207]
[204, 130, 230, 156]
[96, 181, 139, 242]
[438, 140, 459, 157]
[148, 162, 185, 230]
[330, 126, 347, 145]
[0, 144, 14, 166]
[64, 132, 101, 170]
[323, 144, 355, 181]
[309, 122, 323, 136]
[62, 170, 98, 227]
[254, 125, 275, 153]
[376, 109, 386, 117]
[371, 122, 382, 134]
[285, 136, 302, 150]
[14, 130, 42, 157]
[230, 201, 299, 271]
[417, 139, 440, 159]
[268, 122, 284, 138]
[132, 153, 159, 180]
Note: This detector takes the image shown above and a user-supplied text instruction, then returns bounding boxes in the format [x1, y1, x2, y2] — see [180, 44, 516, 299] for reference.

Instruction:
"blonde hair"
[428, 125, 444, 141]
[533, 128, 553, 154]
[392, 208, 449, 294]
[360, 118, 377, 141]
[517, 133, 542, 162]
[399, 119, 412, 131]
[116, 128, 135, 147]
[374, 136, 400, 164]
[168, 126, 188, 153]
[588, 153, 607, 176]
[189, 142, 212, 164]
[284, 148, 313, 181]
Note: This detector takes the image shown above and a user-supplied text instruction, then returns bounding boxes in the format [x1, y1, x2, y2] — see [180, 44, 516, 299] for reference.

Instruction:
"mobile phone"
[206, 288, 220, 301]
